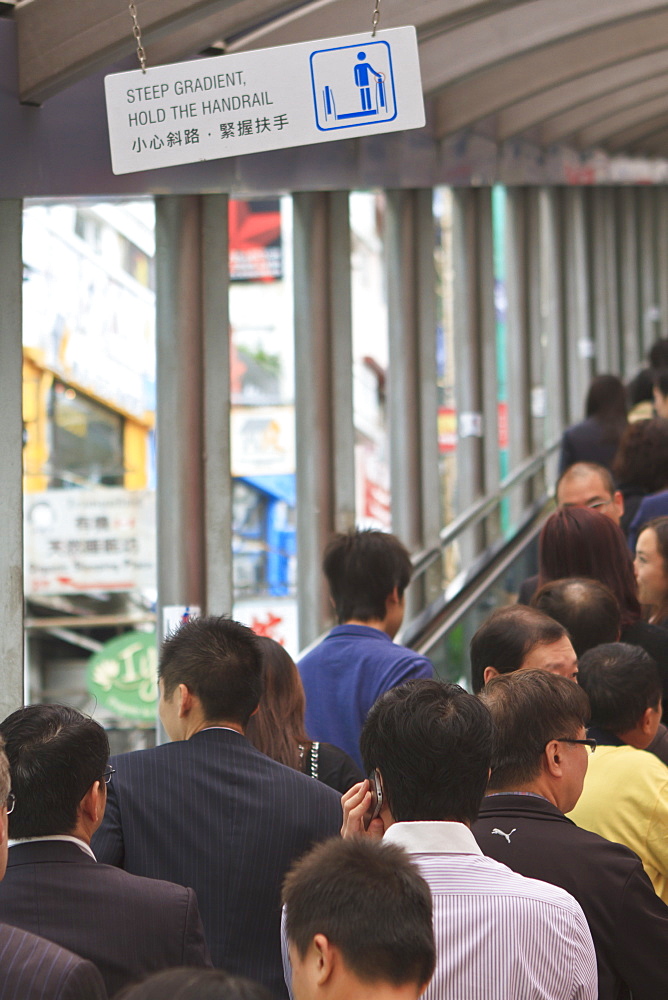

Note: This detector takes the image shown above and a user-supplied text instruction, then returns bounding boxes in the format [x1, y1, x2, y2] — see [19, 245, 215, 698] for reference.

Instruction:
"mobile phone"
[363, 769, 383, 829]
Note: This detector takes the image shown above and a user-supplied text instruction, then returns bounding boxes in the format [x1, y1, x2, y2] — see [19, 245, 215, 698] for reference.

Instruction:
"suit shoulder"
[0, 924, 106, 1000]
[94, 861, 194, 902]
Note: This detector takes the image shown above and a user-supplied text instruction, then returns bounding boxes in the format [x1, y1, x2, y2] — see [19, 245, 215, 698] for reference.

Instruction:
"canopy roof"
[13, 0, 668, 156]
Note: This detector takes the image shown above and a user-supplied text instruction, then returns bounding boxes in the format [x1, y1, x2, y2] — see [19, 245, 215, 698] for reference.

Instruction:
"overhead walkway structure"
[3, 1, 668, 709]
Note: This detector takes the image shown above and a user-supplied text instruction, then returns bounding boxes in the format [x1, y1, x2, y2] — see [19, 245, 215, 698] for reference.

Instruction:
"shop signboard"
[87, 630, 157, 720]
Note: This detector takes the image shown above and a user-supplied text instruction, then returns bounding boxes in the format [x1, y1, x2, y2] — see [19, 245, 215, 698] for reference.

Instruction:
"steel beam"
[293, 192, 354, 649]
[539, 189, 568, 444]
[638, 188, 661, 359]
[505, 188, 533, 516]
[0, 199, 24, 716]
[385, 189, 441, 612]
[563, 188, 593, 421]
[155, 194, 232, 625]
[615, 189, 641, 375]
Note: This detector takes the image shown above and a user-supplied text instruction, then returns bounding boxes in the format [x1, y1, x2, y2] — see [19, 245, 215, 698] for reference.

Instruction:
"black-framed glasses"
[555, 738, 597, 755]
[100, 766, 115, 785]
[5, 793, 15, 815]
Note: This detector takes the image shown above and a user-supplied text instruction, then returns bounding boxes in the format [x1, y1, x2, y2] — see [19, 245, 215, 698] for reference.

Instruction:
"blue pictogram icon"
[310, 39, 397, 131]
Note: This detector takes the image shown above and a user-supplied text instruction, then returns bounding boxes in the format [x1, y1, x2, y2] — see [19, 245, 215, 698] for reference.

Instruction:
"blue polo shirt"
[298, 624, 434, 768]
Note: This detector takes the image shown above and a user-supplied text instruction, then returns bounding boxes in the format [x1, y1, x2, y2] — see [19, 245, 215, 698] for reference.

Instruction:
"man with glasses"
[0, 704, 211, 996]
[473, 668, 668, 1000]
[0, 733, 108, 999]
[518, 462, 624, 604]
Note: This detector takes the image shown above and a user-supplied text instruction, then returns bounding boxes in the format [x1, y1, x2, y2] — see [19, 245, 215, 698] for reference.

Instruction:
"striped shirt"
[383, 822, 597, 1000]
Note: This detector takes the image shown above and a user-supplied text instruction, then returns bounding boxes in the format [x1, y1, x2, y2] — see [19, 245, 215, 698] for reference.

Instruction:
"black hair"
[649, 338, 668, 369]
[577, 643, 662, 735]
[360, 679, 493, 824]
[584, 374, 627, 437]
[115, 969, 271, 1000]
[481, 669, 591, 789]
[531, 578, 621, 657]
[159, 616, 262, 726]
[283, 837, 435, 990]
[323, 529, 412, 623]
[613, 418, 668, 494]
[469, 605, 568, 694]
[0, 705, 109, 838]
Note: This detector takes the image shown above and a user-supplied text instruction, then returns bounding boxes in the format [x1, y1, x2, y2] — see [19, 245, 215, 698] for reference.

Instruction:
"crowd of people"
[5, 347, 668, 998]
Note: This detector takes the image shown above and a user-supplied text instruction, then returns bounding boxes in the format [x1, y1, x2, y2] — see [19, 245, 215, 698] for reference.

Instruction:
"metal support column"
[293, 192, 354, 649]
[0, 200, 24, 716]
[155, 194, 232, 638]
[526, 188, 547, 490]
[539, 188, 567, 455]
[563, 187, 593, 419]
[590, 188, 618, 373]
[657, 188, 668, 333]
[616, 188, 641, 376]
[385, 189, 441, 613]
[452, 188, 498, 561]
[638, 187, 660, 359]
[505, 188, 533, 517]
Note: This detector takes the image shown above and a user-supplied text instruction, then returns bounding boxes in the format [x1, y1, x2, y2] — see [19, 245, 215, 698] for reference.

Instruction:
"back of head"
[159, 616, 262, 726]
[481, 670, 591, 790]
[531, 578, 621, 657]
[283, 837, 435, 992]
[649, 338, 668, 369]
[470, 605, 567, 694]
[653, 368, 668, 399]
[538, 507, 640, 624]
[577, 643, 662, 735]
[323, 529, 412, 623]
[245, 636, 308, 769]
[613, 417, 668, 493]
[584, 374, 627, 428]
[115, 969, 272, 1000]
[0, 704, 108, 838]
[360, 679, 493, 824]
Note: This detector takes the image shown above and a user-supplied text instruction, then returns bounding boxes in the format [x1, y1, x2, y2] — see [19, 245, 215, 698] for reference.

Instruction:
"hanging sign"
[87, 630, 158, 721]
[104, 27, 424, 175]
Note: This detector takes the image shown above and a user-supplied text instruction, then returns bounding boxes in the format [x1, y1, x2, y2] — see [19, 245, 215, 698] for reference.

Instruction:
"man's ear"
[544, 740, 563, 778]
[483, 666, 500, 686]
[80, 779, 105, 826]
[613, 490, 625, 518]
[312, 934, 336, 986]
[639, 704, 657, 736]
[177, 683, 194, 719]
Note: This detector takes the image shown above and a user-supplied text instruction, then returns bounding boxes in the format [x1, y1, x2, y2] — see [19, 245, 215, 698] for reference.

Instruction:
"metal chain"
[128, 2, 147, 73]
[371, 0, 381, 37]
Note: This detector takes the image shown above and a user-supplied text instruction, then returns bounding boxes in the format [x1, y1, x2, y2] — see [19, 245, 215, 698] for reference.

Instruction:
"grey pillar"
[385, 189, 441, 613]
[616, 188, 641, 377]
[0, 200, 24, 716]
[452, 189, 497, 560]
[505, 188, 533, 516]
[155, 195, 232, 634]
[539, 188, 567, 448]
[526, 188, 547, 477]
[293, 192, 354, 649]
[590, 188, 620, 374]
[563, 188, 593, 419]
[657, 188, 668, 335]
[638, 187, 660, 359]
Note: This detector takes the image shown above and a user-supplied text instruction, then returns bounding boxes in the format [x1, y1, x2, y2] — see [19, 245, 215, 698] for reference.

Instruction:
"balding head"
[531, 578, 621, 657]
[556, 463, 623, 527]
[470, 605, 577, 693]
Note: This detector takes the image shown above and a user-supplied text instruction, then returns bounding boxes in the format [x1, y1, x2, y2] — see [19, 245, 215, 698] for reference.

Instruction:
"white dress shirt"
[383, 822, 597, 1000]
[8, 834, 96, 860]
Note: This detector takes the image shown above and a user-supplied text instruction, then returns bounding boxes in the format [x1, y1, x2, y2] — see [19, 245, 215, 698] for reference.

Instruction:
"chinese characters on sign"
[104, 28, 424, 174]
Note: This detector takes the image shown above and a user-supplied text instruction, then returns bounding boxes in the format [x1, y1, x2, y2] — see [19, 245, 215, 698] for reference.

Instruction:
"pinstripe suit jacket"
[91, 728, 342, 999]
[0, 840, 210, 998]
[0, 922, 107, 1000]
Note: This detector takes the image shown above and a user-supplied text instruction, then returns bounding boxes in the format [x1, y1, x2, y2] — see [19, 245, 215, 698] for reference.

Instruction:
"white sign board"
[25, 489, 155, 596]
[105, 27, 424, 175]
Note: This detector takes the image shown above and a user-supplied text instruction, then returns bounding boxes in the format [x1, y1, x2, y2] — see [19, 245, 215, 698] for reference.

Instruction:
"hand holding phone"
[363, 770, 383, 830]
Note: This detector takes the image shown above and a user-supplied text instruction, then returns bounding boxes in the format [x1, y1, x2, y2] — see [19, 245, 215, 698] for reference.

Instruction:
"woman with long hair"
[246, 636, 362, 794]
[558, 374, 627, 475]
[635, 516, 668, 628]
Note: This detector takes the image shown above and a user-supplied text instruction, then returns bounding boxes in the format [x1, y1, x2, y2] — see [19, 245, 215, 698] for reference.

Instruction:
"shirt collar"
[329, 624, 392, 642]
[8, 834, 96, 860]
[383, 821, 482, 855]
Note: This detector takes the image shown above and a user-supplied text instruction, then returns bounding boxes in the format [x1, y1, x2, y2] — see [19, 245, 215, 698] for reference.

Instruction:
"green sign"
[87, 631, 158, 721]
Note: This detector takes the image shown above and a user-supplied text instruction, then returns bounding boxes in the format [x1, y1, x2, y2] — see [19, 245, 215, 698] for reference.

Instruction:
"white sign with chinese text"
[25, 489, 156, 596]
[104, 27, 424, 174]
